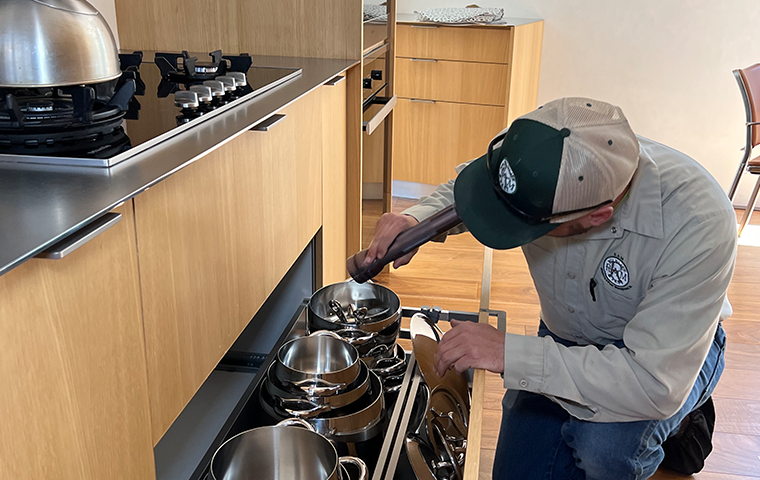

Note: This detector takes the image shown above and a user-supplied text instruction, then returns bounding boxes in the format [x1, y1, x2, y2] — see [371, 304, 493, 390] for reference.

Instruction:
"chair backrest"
[735, 64, 760, 149]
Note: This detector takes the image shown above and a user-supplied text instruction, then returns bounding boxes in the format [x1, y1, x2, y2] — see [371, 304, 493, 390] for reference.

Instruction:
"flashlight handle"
[346, 205, 462, 283]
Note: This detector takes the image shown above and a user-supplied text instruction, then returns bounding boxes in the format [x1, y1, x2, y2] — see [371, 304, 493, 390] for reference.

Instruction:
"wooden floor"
[363, 198, 760, 480]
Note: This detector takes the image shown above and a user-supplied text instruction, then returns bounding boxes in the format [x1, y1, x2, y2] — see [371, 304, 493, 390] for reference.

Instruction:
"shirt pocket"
[586, 271, 645, 340]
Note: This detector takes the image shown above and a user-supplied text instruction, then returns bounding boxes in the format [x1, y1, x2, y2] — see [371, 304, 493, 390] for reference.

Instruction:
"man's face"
[545, 218, 593, 237]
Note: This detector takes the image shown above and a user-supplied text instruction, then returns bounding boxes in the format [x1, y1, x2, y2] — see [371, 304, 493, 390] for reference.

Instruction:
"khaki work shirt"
[403, 136, 737, 423]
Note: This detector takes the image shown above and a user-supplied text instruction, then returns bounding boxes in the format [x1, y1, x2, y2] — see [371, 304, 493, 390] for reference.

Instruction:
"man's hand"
[365, 213, 420, 269]
[435, 319, 505, 376]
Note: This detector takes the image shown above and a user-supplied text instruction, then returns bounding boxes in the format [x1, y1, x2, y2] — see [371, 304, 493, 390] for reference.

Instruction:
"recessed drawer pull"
[412, 25, 439, 29]
[36, 212, 122, 260]
[410, 99, 436, 104]
[250, 114, 287, 132]
[324, 76, 346, 86]
[410, 58, 438, 63]
[363, 95, 398, 135]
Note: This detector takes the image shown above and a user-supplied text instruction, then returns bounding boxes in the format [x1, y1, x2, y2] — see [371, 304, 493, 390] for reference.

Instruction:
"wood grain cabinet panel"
[396, 58, 509, 106]
[0, 203, 155, 480]
[134, 90, 323, 443]
[396, 24, 511, 64]
[321, 81, 349, 285]
[394, 98, 505, 185]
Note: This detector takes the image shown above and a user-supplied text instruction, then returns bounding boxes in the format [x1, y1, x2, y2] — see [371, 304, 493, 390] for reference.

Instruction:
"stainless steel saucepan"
[308, 281, 401, 334]
[265, 360, 370, 410]
[274, 332, 361, 393]
[210, 418, 367, 480]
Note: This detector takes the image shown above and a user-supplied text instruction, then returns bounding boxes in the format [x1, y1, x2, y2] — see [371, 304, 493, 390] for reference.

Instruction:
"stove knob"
[216, 76, 237, 92]
[203, 80, 225, 97]
[227, 72, 247, 87]
[174, 91, 199, 109]
[189, 85, 213, 103]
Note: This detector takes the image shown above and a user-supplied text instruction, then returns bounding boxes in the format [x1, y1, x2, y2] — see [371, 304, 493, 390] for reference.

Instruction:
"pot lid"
[31, 0, 99, 14]
[411, 335, 470, 412]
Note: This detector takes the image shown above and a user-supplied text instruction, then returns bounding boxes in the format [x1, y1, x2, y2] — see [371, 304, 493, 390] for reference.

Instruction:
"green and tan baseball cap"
[453, 97, 640, 249]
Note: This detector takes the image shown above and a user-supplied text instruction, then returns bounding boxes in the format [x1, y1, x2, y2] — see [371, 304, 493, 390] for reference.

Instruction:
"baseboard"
[392, 180, 438, 200]
[362, 182, 383, 200]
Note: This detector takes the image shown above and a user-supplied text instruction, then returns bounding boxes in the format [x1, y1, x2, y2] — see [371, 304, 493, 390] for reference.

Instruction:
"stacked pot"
[307, 281, 406, 382]
[260, 331, 385, 443]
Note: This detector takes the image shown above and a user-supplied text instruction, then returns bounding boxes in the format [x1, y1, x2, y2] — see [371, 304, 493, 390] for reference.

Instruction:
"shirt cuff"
[502, 333, 545, 393]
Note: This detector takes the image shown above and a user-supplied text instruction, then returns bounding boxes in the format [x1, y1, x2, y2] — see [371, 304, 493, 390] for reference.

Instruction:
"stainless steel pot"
[265, 360, 370, 411]
[0, 0, 121, 88]
[274, 332, 361, 391]
[308, 281, 401, 334]
[210, 418, 367, 480]
[261, 370, 386, 443]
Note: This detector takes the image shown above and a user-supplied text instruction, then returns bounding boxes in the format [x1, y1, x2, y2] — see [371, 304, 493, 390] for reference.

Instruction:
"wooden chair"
[729, 63, 760, 236]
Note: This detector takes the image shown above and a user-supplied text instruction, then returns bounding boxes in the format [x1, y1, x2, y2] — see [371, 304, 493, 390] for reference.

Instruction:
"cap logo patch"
[499, 158, 517, 195]
[602, 254, 630, 289]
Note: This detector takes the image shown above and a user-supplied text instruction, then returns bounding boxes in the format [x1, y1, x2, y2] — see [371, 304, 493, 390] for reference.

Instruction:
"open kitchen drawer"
[153, 243, 500, 480]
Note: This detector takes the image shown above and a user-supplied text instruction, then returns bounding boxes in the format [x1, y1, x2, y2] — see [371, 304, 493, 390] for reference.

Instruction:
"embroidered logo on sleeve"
[499, 159, 517, 194]
[602, 254, 630, 289]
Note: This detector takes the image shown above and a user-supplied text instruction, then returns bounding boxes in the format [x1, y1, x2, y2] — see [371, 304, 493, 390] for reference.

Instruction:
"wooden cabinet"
[396, 58, 509, 106]
[393, 98, 505, 185]
[0, 203, 154, 480]
[394, 20, 544, 186]
[396, 24, 511, 64]
[133, 90, 324, 443]
[322, 80, 349, 285]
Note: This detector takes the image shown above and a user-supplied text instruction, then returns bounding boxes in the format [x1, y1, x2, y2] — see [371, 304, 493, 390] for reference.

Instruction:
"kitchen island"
[0, 55, 356, 277]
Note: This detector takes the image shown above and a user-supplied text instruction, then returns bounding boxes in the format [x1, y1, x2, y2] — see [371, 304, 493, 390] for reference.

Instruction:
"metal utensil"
[0, 0, 121, 87]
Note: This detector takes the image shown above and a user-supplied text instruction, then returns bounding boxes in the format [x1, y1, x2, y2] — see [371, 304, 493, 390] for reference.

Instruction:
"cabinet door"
[134, 90, 323, 443]
[396, 57, 509, 106]
[393, 98, 505, 185]
[0, 203, 154, 480]
[321, 80, 348, 285]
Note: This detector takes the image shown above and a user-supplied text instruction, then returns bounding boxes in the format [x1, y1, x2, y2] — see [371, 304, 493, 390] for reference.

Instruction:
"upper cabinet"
[114, 0, 363, 59]
[393, 20, 544, 186]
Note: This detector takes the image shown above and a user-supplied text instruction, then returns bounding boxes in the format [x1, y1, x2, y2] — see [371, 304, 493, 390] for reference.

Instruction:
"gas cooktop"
[0, 50, 301, 167]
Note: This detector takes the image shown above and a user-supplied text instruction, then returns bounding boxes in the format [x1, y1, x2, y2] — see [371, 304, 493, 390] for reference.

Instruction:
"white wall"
[88, 0, 119, 47]
[400, 1, 760, 204]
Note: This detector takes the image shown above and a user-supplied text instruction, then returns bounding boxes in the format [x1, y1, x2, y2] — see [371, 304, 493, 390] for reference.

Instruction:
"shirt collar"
[575, 147, 664, 241]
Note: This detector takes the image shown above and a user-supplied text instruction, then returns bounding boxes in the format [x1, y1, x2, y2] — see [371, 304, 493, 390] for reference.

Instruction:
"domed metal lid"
[0, 0, 121, 88]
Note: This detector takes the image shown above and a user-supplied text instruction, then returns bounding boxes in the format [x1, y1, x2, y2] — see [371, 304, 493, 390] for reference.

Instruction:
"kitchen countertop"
[0, 55, 358, 277]
[396, 12, 541, 27]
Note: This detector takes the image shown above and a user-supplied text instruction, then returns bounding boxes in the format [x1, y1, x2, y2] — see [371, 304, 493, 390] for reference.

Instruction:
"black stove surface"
[0, 50, 301, 166]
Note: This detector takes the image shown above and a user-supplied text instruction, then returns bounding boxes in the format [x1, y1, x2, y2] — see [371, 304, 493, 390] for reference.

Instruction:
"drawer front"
[394, 98, 505, 185]
[396, 57, 508, 106]
[397, 24, 511, 64]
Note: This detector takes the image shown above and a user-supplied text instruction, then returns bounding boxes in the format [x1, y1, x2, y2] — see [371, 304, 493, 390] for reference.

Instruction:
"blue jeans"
[492, 323, 726, 480]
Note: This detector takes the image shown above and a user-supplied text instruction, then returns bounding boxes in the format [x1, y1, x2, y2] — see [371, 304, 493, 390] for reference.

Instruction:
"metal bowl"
[0, 0, 121, 87]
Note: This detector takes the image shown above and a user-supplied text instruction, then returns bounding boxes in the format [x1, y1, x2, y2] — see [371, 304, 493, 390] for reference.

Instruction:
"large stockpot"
[210, 419, 367, 480]
[274, 332, 361, 392]
[261, 370, 386, 443]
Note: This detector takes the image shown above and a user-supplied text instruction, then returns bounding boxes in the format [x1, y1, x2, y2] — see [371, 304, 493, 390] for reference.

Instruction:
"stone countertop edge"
[0, 55, 359, 277]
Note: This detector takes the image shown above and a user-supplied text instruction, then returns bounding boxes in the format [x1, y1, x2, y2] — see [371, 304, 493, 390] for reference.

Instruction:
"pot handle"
[275, 418, 316, 432]
[364, 344, 391, 358]
[289, 378, 346, 396]
[308, 330, 343, 340]
[333, 328, 378, 345]
[277, 398, 330, 418]
[338, 456, 368, 480]
[372, 356, 406, 376]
